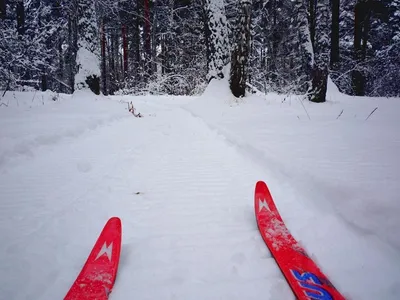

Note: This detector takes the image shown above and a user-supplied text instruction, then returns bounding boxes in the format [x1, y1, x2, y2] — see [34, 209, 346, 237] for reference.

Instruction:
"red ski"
[64, 217, 122, 300]
[254, 181, 345, 300]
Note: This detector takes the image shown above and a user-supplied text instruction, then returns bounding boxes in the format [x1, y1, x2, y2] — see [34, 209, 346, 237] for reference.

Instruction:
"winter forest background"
[0, 0, 399, 102]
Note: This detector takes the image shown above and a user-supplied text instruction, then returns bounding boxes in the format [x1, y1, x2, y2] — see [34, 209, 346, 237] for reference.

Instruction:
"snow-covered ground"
[1, 81, 400, 299]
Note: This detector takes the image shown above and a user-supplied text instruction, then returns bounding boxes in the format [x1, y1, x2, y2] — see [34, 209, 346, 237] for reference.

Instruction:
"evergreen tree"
[0, 0, 398, 97]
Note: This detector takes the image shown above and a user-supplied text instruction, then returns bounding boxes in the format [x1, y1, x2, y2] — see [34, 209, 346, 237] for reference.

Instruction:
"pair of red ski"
[64, 181, 345, 299]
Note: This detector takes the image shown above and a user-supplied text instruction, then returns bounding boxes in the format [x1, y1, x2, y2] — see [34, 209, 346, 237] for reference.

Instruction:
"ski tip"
[105, 217, 122, 229]
[255, 180, 268, 191]
[255, 181, 274, 200]
[256, 180, 266, 187]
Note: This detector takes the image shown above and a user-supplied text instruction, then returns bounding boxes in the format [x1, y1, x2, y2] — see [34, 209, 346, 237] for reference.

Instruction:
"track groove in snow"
[2, 91, 399, 299]
[0, 101, 294, 299]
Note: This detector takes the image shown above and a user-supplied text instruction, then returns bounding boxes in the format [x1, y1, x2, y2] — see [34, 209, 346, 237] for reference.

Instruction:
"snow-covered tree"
[1, 0, 398, 97]
[295, 0, 315, 92]
[309, 0, 330, 103]
[204, 0, 230, 81]
[74, 0, 101, 94]
[230, 0, 252, 97]
[0, 0, 64, 91]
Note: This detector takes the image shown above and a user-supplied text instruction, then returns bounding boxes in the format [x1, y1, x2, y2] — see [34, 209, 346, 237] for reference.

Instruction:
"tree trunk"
[0, 0, 6, 19]
[58, 37, 64, 92]
[309, 66, 328, 102]
[296, 0, 327, 103]
[164, 0, 174, 74]
[269, 0, 278, 77]
[309, 0, 316, 47]
[134, 0, 141, 81]
[204, 0, 230, 81]
[330, 0, 340, 67]
[310, 0, 330, 102]
[144, 0, 151, 77]
[151, 11, 157, 75]
[296, 0, 314, 77]
[66, 4, 78, 93]
[122, 24, 128, 78]
[352, 0, 366, 96]
[16, 0, 25, 35]
[41, 73, 48, 91]
[230, 0, 252, 98]
[101, 20, 107, 95]
[109, 28, 118, 94]
[75, 0, 100, 95]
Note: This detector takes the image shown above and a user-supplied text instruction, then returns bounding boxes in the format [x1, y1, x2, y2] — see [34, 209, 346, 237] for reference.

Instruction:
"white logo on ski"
[259, 199, 270, 212]
[95, 242, 113, 261]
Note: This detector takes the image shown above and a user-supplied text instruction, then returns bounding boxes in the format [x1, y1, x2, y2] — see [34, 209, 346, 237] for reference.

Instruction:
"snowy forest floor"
[1, 80, 400, 300]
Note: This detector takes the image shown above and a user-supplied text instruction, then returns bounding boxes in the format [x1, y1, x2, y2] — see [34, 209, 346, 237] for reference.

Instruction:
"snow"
[1, 80, 400, 299]
[75, 45, 101, 90]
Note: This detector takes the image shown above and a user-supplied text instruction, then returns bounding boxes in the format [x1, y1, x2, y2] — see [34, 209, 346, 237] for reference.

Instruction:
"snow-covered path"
[1, 90, 400, 300]
[0, 97, 292, 299]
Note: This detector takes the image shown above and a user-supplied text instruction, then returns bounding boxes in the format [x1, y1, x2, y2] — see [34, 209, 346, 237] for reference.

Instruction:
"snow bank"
[0, 91, 128, 168]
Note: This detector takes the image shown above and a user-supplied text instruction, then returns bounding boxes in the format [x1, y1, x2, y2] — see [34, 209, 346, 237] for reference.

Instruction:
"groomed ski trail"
[0, 100, 295, 300]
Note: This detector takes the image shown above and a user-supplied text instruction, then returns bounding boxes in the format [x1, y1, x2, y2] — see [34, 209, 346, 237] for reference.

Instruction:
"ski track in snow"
[1, 91, 400, 299]
[0, 98, 293, 300]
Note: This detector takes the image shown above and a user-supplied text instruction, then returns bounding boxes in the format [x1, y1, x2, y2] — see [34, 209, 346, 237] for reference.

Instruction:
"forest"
[0, 0, 399, 102]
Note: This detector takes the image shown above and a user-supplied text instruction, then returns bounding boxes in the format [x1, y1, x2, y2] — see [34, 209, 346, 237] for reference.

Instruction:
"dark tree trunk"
[41, 74, 48, 91]
[164, 0, 174, 74]
[309, 0, 316, 47]
[16, 0, 25, 35]
[144, 0, 151, 76]
[352, 0, 387, 95]
[352, 1, 367, 96]
[309, 66, 328, 102]
[101, 20, 107, 95]
[134, 0, 141, 80]
[122, 24, 128, 78]
[86, 75, 100, 95]
[109, 28, 117, 94]
[151, 11, 157, 75]
[330, 0, 340, 68]
[66, 5, 78, 93]
[230, 0, 252, 98]
[58, 37, 64, 92]
[0, 0, 6, 19]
